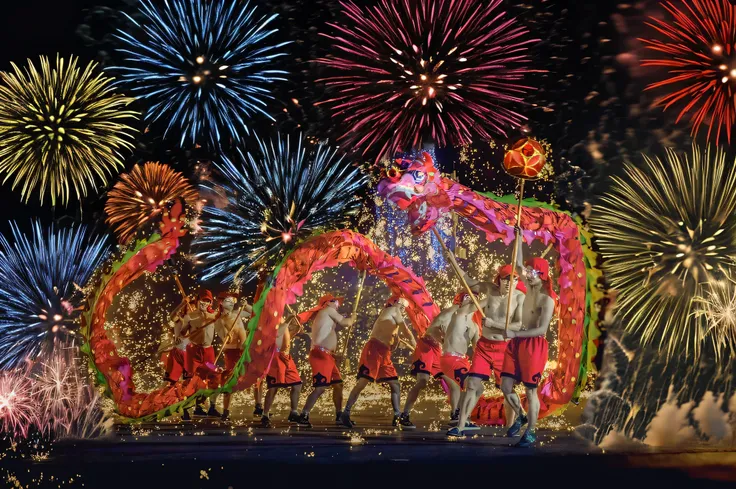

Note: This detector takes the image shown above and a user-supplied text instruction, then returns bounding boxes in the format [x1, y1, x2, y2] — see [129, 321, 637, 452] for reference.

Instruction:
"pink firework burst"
[0, 369, 38, 439]
[640, 0, 736, 145]
[316, 0, 538, 159]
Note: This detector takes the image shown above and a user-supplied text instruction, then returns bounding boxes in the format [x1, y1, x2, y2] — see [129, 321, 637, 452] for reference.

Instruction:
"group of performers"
[160, 244, 556, 447]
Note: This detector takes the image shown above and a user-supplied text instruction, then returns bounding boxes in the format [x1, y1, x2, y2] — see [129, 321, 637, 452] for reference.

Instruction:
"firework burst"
[114, 0, 289, 148]
[590, 144, 736, 359]
[196, 134, 368, 283]
[0, 369, 37, 439]
[693, 277, 736, 360]
[0, 222, 110, 369]
[105, 162, 200, 244]
[316, 0, 537, 159]
[640, 0, 736, 145]
[0, 55, 138, 206]
[31, 343, 111, 439]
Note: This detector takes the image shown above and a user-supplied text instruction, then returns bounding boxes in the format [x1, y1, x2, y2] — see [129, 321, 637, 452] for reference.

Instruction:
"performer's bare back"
[370, 306, 404, 346]
[425, 305, 457, 343]
[311, 307, 345, 351]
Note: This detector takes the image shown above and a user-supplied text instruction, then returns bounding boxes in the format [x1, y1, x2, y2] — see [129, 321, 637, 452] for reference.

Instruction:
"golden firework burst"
[105, 162, 199, 244]
[0, 55, 138, 206]
[591, 144, 736, 359]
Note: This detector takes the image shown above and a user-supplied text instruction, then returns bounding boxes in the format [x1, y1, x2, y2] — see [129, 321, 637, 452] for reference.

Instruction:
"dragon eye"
[411, 171, 426, 183]
[387, 167, 401, 180]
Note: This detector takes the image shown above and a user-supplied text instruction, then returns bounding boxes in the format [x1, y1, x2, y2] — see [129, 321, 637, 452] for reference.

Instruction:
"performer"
[296, 294, 356, 427]
[501, 257, 556, 447]
[399, 299, 459, 430]
[160, 302, 190, 384]
[214, 292, 252, 421]
[439, 292, 479, 430]
[448, 265, 525, 437]
[261, 316, 303, 428]
[179, 289, 220, 419]
[340, 296, 417, 429]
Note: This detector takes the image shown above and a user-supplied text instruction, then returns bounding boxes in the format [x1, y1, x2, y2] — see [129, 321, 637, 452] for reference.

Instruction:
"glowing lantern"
[502, 138, 547, 179]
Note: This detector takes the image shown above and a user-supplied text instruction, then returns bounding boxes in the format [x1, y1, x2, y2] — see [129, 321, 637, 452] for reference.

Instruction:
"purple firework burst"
[316, 0, 538, 159]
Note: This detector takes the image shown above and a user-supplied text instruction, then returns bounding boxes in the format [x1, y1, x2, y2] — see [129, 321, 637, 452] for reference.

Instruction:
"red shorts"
[309, 347, 343, 388]
[266, 352, 302, 388]
[163, 348, 187, 382]
[410, 336, 442, 379]
[501, 337, 549, 388]
[468, 338, 507, 387]
[440, 353, 470, 390]
[224, 348, 243, 371]
[185, 344, 215, 377]
[357, 338, 398, 383]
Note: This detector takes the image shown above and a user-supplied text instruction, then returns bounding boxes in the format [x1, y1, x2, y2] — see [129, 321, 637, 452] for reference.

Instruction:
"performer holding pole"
[296, 294, 355, 427]
[213, 292, 252, 420]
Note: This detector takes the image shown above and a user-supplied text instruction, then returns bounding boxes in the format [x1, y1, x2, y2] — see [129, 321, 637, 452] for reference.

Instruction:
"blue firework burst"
[196, 134, 368, 283]
[0, 222, 110, 369]
[113, 0, 289, 148]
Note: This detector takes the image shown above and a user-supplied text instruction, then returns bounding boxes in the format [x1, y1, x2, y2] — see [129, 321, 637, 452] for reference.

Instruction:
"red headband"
[526, 258, 557, 300]
[296, 294, 344, 325]
[495, 265, 527, 293]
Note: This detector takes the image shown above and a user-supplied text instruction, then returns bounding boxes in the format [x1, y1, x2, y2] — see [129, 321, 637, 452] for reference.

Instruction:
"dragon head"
[377, 152, 451, 234]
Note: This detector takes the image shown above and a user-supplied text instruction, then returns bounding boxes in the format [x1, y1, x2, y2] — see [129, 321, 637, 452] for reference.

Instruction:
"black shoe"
[335, 411, 343, 426]
[288, 412, 300, 424]
[193, 406, 207, 417]
[399, 414, 416, 430]
[295, 413, 312, 428]
[182, 409, 192, 422]
[392, 415, 401, 427]
[221, 409, 230, 421]
[449, 408, 460, 426]
[253, 404, 264, 418]
[207, 406, 222, 418]
[340, 412, 355, 429]
[506, 414, 528, 437]
[261, 415, 274, 428]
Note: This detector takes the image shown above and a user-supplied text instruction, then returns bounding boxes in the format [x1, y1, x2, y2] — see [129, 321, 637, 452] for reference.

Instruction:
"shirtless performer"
[447, 265, 526, 437]
[501, 257, 556, 447]
[162, 303, 190, 385]
[399, 298, 461, 430]
[340, 296, 417, 429]
[261, 316, 303, 428]
[214, 292, 253, 421]
[180, 289, 220, 419]
[296, 294, 356, 427]
[440, 292, 479, 431]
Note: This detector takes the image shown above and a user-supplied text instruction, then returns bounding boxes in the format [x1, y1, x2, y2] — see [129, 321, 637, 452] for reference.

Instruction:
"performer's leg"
[402, 373, 429, 416]
[223, 393, 232, 412]
[253, 380, 264, 417]
[525, 387, 539, 430]
[387, 379, 401, 417]
[289, 384, 301, 417]
[263, 387, 277, 418]
[501, 377, 522, 417]
[442, 375, 461, 413]
[343, 377, 369, 419]
[504, 393, 519, 427]
[332, 383, 343, 416]
[302, 386, 326, 415]
[457, 377, 483, 431]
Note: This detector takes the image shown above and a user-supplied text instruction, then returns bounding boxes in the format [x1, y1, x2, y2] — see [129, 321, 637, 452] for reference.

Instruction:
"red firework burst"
[316, 0, 538, 159]
[640, 0, 736, 145]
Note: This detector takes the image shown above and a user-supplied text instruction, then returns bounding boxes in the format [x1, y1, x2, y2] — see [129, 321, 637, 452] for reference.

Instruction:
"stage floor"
[4, 413, 735, 489]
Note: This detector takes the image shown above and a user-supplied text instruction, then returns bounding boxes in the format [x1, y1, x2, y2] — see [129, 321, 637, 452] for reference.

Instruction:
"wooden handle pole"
[214, 304, 246, 364]
[341, 270, 367, 371]
[504, 179, 526, 333]
[431, 227, 486, 319]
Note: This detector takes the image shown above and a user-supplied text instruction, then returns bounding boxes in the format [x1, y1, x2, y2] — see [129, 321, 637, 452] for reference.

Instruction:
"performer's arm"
[509, 297, 553, 338]
[179, 315, 192, 335]
[469, 322, 480, 348]
[399, 317, 417, 349]
[328, 308, 355, 328]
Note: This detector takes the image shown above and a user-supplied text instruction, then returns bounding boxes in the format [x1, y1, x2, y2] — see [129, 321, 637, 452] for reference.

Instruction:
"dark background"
[0, 0, 643, 237]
